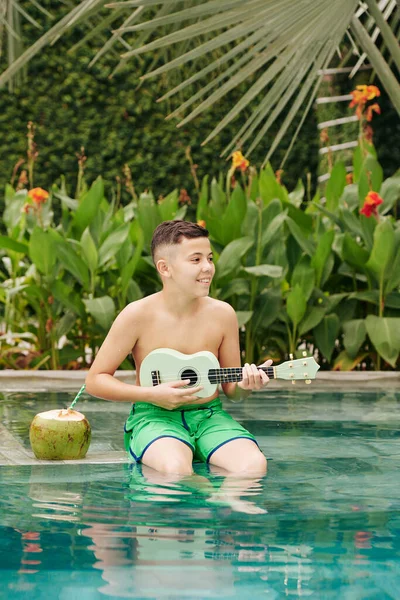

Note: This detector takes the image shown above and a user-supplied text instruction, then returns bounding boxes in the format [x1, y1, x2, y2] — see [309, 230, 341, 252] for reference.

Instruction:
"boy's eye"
[208, 257, 214, 262]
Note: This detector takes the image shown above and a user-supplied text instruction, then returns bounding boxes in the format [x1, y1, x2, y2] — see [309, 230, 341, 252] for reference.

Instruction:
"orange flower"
[197, 220, 206, 228]
[364, 85, 380, 101]
[232, 151, 249, 172]
[365, 103, 380, 122]
[275, 169, 284, 184]
[349, 85, 380, 108]
[360, 191, 383, 218]
[27, 187, 49, 204]
[345, 173, 353, 185]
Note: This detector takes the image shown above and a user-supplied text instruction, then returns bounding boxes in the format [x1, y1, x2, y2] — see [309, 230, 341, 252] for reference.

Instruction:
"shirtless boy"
[86, 220, 271, 476]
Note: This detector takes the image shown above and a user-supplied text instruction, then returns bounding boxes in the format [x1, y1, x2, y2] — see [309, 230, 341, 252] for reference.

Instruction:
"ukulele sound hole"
[180, 368, 199, 387]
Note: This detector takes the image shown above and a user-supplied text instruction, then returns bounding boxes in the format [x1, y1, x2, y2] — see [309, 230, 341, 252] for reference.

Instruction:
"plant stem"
[245, 202, 263, 363]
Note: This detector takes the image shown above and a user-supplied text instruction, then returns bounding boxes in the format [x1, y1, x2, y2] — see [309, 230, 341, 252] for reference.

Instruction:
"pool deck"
[1, 369, 399, 468]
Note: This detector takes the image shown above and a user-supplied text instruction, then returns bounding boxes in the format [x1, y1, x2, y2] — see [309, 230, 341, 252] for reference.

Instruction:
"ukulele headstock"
[275, 353, 320, 383]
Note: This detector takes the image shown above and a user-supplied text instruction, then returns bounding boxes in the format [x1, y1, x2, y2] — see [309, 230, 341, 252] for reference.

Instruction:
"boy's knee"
[158, 457, 193, 476]
[232, 451, 267, 475]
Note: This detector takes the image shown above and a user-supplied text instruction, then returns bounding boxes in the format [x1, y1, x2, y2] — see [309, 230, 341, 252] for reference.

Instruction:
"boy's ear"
[156, 259, 170, 278]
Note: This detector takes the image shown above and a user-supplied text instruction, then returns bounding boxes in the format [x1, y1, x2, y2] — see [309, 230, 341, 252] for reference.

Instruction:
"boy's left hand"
[238, 360, 273, 391]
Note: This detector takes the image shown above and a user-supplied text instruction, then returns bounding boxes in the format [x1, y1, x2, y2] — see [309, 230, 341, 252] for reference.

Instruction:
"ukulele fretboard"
[208, 367, 274, 384]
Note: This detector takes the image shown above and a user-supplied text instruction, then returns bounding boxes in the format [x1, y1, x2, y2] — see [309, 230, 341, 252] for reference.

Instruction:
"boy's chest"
[134, 313, 223, 361]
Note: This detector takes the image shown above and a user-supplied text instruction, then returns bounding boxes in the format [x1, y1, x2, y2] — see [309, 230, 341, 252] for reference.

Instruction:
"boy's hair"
[151, 220, 209, 263]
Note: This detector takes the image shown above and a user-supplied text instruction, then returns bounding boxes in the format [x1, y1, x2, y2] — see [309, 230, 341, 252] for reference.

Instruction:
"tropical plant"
[1, 132, 399, 370]
[1, 1, 399, 165]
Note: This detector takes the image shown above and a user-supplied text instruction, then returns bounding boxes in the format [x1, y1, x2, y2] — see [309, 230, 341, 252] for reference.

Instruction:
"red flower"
[360, 191, 383, 218]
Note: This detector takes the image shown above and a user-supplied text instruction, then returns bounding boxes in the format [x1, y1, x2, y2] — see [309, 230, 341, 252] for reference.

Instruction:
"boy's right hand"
[147, 380, 204, 410]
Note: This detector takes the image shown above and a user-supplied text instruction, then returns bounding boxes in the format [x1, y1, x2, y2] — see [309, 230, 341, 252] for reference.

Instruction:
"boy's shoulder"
[118, 294, 158, 320]
[205, 297, 237, 319]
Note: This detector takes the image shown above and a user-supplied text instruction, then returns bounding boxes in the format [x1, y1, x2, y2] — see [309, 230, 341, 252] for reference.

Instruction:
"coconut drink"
[29, 408, 91, 460]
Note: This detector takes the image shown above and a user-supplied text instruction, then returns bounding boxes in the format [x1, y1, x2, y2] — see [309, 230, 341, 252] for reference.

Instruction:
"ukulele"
[140, 348, 320, 399]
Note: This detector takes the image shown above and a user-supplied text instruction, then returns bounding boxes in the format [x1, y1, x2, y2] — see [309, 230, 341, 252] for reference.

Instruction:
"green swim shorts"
[123, 397, 258, 464]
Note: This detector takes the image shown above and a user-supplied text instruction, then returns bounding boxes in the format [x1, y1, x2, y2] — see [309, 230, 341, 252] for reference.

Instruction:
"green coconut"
[29, 408, 91, 460]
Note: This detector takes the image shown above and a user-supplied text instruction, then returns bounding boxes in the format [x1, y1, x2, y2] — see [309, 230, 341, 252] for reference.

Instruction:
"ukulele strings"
[143, 367, 275, 383]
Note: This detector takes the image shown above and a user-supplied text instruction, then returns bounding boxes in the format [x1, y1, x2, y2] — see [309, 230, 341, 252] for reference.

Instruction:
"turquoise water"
[1, 388, 400, 599]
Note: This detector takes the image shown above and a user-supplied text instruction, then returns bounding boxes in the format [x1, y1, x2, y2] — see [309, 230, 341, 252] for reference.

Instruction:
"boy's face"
[161, 236, 215, 296]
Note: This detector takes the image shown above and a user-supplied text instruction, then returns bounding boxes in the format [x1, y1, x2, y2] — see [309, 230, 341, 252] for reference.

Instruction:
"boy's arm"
[218, 304, 270, 401]
[85, 302, 202, 408]
[85, 302, 145, 402]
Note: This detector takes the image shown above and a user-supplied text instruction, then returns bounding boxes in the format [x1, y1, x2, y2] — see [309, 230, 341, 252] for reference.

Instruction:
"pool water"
[1, 388, 400, 599]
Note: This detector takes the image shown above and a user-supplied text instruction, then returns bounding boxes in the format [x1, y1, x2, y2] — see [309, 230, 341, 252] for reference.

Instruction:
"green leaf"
[157, 189, 179, 221]
[343, 319, 367, 359]
[0, 235, 28, 254]
[55, 311, 76, 339]
[385, 246, 400, 295]
[298, 306, 326, 336]
[360, 214, 376, 251]
[291, 256, 315, 301]
[216, 236, 254, 280]
[358, 154, 384, 206]
[259, 164, 285, 205]
[73, 177, 105, 235]
[325, 161, 346, 212]
[137, 192, 162, 249]
[312, 229, 334, 288]
[286, 284, 307, 329]
[126, 280, 143, 304]
[365, 315, 400, 367]
[380, 175, 400, 216]
[219, 278, 250, 300]
[29, 227, 56, 277]
[84, 296, 116, 330]
[313, 314, 340, 362]
[252, 288, 282, 331]
[286, 217, 315, 256]
[221, 184, 247, 245]
[236, 311, 253, 327]
[196, 175, 209, 221]
[341, 207, 362, 236]
[342, 233, 369, 270]
[243, 264, 283, 278]
[261, 209, 287, 247]
[81, 228, 98, 273]
[288, 178, 305, 208]
[98, 223, 131, 267]
[52, 281, 86, 318]
[55, 241, 90, 289]
[366, 220, 395, 286]
[121, 227, 145, 301]
[340, 184, 359, 212]
[349, 290, 380, 305]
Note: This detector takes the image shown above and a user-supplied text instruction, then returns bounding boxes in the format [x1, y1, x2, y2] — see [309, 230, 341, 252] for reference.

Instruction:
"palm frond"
[1, 0, 400, 163]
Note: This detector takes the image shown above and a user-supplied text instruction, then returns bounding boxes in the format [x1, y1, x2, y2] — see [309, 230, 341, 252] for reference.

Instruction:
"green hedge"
[0, 2, 320, 200]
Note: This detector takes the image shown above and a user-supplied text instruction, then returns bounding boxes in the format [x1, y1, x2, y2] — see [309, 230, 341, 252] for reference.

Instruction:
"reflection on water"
[1, 389, 400, 598]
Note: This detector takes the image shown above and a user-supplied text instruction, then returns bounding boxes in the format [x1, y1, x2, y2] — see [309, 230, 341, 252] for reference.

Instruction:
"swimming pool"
[1, 387, 400, 598]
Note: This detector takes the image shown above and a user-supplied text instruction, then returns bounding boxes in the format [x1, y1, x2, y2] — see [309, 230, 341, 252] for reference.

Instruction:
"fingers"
[177, 385, 203, 396]
[170, 379, 192, 388]
[242, 362, 270, 390]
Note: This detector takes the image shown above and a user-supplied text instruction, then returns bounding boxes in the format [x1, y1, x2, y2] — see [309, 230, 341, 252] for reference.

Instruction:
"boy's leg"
[208, 438, 267, 475]
[141, 437, 194, 475]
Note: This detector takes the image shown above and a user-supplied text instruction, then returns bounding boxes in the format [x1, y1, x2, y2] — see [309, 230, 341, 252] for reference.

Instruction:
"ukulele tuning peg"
[305, 379, 311, 385]
[289, 353, 294, 360]
[302, 351, 307, 357]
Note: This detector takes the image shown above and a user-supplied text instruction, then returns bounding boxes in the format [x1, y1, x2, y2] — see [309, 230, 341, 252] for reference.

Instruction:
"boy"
[86, 221, 271, 475]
